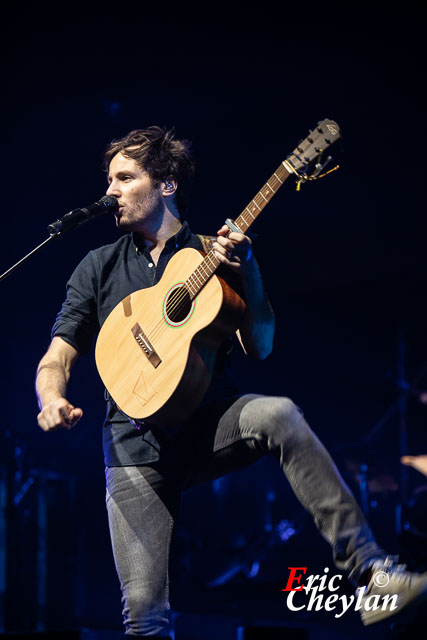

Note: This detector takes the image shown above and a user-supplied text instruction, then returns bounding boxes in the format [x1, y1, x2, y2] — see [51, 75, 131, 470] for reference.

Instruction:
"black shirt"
[51, 221, 240, 466]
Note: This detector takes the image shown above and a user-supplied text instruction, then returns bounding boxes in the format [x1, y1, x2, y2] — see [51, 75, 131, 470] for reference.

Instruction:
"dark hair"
[104, 126, 195, 216]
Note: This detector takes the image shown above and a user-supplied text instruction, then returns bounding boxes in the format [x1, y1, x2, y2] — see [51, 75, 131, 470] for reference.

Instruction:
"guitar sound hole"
[165, 286, 192, 323]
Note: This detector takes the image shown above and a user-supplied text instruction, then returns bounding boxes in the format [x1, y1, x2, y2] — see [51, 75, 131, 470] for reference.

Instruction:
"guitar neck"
[233, 160, 293, 232]
[185, 161, 293, 300]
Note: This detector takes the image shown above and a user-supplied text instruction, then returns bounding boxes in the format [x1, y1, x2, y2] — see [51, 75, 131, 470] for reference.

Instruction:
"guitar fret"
[236, 215, 249, 232]
[204, 254, 216, 272]
[185, 159, 293, 301]
[199, 262, 210, 278]
[209, 254, 220, 270]
[255, 195, 266, 209]
[186, 280, 197, 296]
[239, 211, 250, 226]
[203, 259, 214, 273]
[236, 221, 249, 234]
[96, 121, 343, 427]
[184, 280, 193, 295]
[193, 270, 203, 286]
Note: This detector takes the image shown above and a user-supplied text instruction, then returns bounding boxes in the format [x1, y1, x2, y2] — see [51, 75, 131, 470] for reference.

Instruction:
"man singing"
[36, 126, 427, 638]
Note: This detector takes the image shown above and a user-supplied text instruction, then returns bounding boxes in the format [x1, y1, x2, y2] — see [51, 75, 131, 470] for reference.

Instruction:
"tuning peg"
[311, 155, 333, 178]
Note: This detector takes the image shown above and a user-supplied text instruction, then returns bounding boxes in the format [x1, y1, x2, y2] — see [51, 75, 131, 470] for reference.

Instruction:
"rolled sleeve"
[51, 252, 100, 354]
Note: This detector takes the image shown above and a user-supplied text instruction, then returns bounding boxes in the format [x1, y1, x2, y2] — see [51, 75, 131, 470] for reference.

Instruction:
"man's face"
[106, 152, 163, 230]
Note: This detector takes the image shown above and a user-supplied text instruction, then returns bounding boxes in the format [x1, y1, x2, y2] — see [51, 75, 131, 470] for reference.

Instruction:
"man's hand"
[401, 455, 427, 478]
[212, 224, 275, 359]
[213, 225, 253, 275]
[36, 337, 81, 432]
[37, 397, 83, 432]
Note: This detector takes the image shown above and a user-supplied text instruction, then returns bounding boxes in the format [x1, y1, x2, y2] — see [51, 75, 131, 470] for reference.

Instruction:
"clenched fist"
[37, 397, 83, 432]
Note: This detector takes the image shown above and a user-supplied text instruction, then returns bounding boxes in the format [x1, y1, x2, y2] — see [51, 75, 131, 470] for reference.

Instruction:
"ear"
[161, 177, 178, 197]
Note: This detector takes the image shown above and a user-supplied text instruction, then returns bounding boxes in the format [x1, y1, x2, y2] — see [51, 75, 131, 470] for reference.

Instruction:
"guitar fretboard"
[184, 161, 292, 300]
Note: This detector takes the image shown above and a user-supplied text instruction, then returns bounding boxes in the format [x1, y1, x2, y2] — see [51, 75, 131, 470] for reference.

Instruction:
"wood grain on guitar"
[95, 119, 341, 426]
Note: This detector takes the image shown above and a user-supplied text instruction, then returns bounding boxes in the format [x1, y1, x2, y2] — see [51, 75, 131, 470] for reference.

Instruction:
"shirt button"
[148, 262, 154, 268]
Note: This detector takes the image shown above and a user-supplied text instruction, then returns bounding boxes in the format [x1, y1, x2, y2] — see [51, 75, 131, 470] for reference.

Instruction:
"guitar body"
[95, 119, 341, 427]
[95, 248, 246, 425]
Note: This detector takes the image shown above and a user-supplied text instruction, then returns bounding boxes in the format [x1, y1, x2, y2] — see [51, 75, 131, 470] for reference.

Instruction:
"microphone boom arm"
[0, 195, 118, 285]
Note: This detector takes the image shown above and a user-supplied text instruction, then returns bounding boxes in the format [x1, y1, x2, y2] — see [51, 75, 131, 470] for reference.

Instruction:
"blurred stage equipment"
[1, 430, 77, 633]
[336, 336, 427, 538]
[207, 479, 303, 587]
[207, 516, 300, 587]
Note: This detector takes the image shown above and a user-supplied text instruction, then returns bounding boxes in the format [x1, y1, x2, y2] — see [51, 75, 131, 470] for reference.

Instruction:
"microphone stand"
[0, 195, 118, 284]
[0, 232, 61, 284]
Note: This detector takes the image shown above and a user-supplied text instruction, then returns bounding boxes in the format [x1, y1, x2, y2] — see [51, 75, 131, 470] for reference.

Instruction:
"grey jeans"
[105, 394, 384, 637]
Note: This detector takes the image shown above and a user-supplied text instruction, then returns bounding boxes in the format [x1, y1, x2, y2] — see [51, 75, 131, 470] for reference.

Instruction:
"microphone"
[47, 195, 119, 234]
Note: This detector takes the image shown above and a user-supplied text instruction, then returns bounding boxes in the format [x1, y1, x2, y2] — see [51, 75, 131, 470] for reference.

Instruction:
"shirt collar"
[131, 220, 191, 252]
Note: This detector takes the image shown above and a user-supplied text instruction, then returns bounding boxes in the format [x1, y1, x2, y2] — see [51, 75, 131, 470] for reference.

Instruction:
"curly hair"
[104, 126, 195, 216]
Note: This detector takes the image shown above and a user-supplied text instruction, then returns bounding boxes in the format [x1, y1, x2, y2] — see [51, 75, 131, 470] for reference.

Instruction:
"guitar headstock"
[286, 118, 341, 173]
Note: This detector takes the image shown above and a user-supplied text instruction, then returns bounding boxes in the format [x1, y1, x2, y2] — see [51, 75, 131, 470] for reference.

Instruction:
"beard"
[115, 189, 164, 232]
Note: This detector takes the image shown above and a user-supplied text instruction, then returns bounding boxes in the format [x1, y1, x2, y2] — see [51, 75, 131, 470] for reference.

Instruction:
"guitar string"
[141, 152, 320, 346]
[143, 250, 219, 345]
[142, 200, 257, 344]
[143, 196, 264, 345]
[142, 191, 266, 343]
[142, 160, 300, 343]
[144, 166, 289, 345]
[150, 145, 333, 333]
[141, 173, 285, 345]
[112, 128, 339, 410]
[142, 203, 256, 343]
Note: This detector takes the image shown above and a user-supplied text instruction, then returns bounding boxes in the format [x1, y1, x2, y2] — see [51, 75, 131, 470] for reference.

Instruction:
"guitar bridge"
[131, 323, 162, 368]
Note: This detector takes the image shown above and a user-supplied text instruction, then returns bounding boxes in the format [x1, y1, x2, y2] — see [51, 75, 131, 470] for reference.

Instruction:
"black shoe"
[359, 556, 427, 626]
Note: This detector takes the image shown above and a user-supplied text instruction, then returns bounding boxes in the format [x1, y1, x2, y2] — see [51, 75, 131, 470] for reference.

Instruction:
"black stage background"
[2, 4, 427, 639]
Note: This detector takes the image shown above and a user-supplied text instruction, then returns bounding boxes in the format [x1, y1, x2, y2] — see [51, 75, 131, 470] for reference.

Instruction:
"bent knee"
[240, 396, 307, 440]
[258, 396, 302, 424]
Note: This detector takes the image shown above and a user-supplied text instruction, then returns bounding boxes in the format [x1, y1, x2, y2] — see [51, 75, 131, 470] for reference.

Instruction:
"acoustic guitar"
[95, 120, 341, 426]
